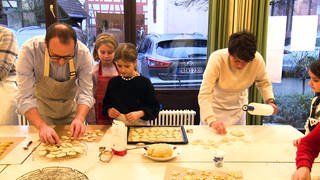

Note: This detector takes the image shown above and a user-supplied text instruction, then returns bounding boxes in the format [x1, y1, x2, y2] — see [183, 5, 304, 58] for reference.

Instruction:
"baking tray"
[54, 125, 110, 143]
[164, 164, 243, 180]
[127, 126, 188, 144]
[0, 137, 25, 160]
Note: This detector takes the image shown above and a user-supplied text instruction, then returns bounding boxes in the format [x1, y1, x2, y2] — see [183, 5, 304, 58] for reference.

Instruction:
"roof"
[58, 0, 87, 19]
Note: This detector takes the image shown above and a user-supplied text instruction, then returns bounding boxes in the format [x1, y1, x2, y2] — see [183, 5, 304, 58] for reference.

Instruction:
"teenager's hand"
[126, 111, 144, 123]
[210, 121, 227, 135]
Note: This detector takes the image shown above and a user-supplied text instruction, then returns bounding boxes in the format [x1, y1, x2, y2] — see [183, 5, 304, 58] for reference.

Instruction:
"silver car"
[137, 33, 207, 88]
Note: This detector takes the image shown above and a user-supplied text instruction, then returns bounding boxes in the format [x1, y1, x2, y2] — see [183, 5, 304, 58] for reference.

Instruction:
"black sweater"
[102, 75, 160, 121]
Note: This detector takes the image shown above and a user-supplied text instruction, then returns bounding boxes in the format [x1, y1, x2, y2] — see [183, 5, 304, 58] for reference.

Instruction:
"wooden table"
[0, 125, 317, 180]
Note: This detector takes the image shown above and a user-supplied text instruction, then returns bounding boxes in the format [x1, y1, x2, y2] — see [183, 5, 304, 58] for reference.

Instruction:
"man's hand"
[24, 108, 61, 144]
[108, 108, 121, 119]
[39, 125, 61, 145]
[70, 118, 86, 138]
[126, 111, 144, 123]
[210, 120, 227, 135]
[292, 167, 311, 180]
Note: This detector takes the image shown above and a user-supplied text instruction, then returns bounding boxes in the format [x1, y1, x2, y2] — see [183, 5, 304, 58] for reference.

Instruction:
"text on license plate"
[178, 67, 203, 74]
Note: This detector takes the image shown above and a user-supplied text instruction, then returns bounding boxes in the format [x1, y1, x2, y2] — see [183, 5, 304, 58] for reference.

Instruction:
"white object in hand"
[242, 103, 274, 116]
[116, 114, 130, 125]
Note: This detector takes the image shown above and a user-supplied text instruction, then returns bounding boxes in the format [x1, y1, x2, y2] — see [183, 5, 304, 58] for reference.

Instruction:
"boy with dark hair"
[198, 31, 278, 134]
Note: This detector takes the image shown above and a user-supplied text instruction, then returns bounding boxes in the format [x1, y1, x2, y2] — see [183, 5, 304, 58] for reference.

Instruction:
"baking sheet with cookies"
[0, 137, 40, 165]
[127, 126, 188, 144]
[164, 164, 243, 180]
[0, 137, 25, 161]
[54, 125, 110, 143]
[33, 140, 87, 161]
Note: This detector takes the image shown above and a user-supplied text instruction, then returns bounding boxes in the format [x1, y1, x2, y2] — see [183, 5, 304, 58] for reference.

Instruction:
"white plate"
[143, 146, 179, 162]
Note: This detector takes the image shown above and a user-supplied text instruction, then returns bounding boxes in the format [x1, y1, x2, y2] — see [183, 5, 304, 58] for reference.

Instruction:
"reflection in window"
[137, 33, 207, 88]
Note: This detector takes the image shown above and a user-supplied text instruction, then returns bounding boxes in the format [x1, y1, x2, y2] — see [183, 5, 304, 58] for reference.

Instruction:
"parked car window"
[156, 40, 207, 58]
[138, 38, 151, 54]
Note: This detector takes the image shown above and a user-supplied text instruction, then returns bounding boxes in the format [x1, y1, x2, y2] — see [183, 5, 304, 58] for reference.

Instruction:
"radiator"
[151, 110, 196, 126]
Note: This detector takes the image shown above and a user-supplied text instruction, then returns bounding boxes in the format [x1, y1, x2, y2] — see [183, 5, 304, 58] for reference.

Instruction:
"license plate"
[178, 67, 203, 74]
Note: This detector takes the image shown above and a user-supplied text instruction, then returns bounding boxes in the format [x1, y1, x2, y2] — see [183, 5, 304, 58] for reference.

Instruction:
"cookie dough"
[147, 143, 173, 158]
[230, 131, 244, 137]
[37, 140, 86, 160]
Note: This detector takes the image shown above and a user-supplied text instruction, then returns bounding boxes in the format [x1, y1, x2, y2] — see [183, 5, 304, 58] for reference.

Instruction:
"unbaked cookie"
[37, 140, 86, 160]
[230, 131, 244, 137]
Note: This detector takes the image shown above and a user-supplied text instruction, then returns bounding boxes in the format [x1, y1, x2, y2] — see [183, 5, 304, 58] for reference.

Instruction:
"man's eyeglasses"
[48, 51, 75, 61]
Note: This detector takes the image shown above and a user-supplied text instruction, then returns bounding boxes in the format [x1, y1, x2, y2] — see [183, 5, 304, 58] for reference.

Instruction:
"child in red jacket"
[292, 60, 320, 180]
[293, 60, 320, 146]
[292, 121, 320, 179]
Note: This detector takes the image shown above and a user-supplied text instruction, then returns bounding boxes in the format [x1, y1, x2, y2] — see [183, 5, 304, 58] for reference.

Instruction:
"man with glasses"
[16, 23, 95, 144]
[198, 31, 278, 134]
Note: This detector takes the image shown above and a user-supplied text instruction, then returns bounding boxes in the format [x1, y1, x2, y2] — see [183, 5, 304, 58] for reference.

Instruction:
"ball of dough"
[147, 143, 173, 158]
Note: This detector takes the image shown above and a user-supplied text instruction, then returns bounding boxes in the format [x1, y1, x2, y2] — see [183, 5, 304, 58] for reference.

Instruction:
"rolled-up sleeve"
[75, 43, 95, 108]
[0, 27, 18, 80]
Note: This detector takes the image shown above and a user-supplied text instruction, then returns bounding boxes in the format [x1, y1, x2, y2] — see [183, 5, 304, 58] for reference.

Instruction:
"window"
[264, 0, 319, 130]
[135, 1, 208, 89]
[0, 0, 206, 124]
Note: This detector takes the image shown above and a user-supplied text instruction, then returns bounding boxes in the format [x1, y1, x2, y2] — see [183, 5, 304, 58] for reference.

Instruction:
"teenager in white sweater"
[198, 31, 278, 134]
